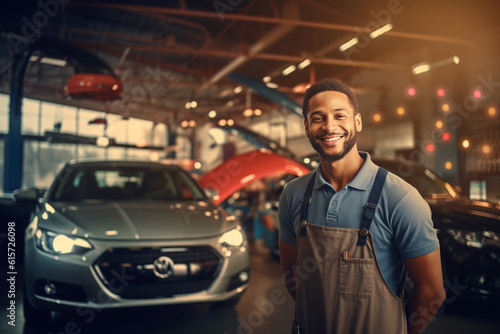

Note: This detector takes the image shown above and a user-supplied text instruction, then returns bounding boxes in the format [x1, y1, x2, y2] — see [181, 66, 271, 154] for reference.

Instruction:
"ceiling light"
[339, 37, 359, 52]
[369, 23, 393, 39]
[243, 108, 253, 117]
[282, 65, 297, 76]
[190, 101, 198, 108]
[372, 113, 382, 123]
[227, 119, 234, 126]
[298, 59, 311, 70]
[263, 76, 272, 83]
[233, 86, 243, 94]
[254, 109, 262, 116]
[412, 55, 460, 75]
[265, 82, 279, 89]
[208, 110, 217, 118]
[412, 63, 430, 75]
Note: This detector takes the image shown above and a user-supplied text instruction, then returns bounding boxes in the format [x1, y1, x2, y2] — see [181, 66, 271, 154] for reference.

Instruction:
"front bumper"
[24, 235, 250, 310]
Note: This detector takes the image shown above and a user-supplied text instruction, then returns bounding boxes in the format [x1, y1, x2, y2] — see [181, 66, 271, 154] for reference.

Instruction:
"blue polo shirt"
[279, 152, 439, 295]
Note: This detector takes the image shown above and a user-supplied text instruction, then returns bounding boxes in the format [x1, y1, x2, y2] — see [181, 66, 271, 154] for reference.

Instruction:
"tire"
[23, 287, 51, 325]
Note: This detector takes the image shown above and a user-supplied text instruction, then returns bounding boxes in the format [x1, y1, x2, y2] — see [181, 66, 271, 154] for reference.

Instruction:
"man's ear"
[303, 118, 309, 137]
[355, 112, 362, 133]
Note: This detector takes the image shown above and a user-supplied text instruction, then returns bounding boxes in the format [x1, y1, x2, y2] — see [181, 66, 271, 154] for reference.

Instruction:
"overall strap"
[357, 168, 388, 246]
[299, 171, 316, 236]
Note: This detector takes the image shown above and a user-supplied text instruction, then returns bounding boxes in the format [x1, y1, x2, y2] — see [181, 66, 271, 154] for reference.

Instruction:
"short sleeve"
[391, 188, 439, 259]
[278, 184, 296, 245]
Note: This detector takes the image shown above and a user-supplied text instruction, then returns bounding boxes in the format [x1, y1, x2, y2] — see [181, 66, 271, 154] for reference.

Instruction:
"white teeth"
[324, 136, 342, 142]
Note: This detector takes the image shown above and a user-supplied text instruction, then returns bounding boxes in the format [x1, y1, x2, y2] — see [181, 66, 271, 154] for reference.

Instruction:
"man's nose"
[323, 115, 339, 131]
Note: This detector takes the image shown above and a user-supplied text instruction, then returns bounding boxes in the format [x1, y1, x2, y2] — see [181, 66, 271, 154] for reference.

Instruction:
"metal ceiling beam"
[74, 2, 472, 45]
[198, 1, 300, 90]
[77, 41, 406, 71]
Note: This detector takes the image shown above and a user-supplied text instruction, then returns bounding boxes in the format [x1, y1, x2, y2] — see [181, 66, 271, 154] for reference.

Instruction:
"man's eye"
[311, 117, 323, 122]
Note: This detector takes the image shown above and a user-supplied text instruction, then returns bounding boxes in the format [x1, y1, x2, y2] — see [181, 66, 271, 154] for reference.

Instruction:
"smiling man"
[278, 78, 445, 334]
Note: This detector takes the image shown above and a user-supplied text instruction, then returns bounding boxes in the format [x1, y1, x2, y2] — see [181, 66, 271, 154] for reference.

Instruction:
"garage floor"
[2, 243, 499, 334]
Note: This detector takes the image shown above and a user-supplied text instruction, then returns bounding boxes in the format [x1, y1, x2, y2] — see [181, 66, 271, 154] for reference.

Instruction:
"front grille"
[93, 246, 222, 299]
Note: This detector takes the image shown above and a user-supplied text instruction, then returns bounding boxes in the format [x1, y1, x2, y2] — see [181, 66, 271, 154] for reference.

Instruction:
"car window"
[49, 165, 205, 202]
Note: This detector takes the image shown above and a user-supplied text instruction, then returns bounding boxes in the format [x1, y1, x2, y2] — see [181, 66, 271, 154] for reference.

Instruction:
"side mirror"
[13, 188, 42, 203]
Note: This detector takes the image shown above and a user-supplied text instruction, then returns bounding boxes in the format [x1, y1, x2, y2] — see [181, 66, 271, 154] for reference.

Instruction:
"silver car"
[20, 160, 250, 323]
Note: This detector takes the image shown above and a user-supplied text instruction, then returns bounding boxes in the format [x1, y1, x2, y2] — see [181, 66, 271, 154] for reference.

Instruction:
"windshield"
[48, 165, 206, 202]
[377, 162, 459, 198]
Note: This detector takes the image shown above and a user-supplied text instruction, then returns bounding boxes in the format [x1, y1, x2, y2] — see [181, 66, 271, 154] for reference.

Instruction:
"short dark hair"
[302, 78, 359, 120]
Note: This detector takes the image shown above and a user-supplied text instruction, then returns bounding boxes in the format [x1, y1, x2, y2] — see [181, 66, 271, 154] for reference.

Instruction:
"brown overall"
[293, 168, 407, 334]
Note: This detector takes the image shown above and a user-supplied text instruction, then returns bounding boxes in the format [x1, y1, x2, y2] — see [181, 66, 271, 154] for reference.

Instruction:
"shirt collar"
[314, 151, 378, 191]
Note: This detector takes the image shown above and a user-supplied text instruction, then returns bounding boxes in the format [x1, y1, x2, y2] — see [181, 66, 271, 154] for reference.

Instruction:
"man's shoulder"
[282, 170, 316, 195]
[378, 168, 423, 204]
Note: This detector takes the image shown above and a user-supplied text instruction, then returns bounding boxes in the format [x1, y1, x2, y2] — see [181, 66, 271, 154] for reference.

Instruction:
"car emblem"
[152, 256, 175, 279]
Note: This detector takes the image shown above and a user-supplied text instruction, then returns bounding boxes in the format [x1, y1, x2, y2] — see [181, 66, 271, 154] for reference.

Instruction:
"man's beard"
[308, 130, 358, 163]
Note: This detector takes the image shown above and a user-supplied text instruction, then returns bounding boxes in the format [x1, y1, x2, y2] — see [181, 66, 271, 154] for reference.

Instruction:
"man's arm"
[279, 239, 297, 300]
[404, 248, 445, 334]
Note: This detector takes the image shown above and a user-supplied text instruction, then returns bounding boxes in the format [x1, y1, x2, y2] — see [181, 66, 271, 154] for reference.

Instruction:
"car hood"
[427, 197, 500, 232]
[38, 200, 238, 240]
[198, 149, 310, 205]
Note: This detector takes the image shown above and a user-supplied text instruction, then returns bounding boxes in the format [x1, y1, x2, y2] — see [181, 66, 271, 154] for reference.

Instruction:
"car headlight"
[218, 227, 246, 257]
[447, 229, 500, 249]
[35, 229, 93, 255]
[219, 228, 245, 247]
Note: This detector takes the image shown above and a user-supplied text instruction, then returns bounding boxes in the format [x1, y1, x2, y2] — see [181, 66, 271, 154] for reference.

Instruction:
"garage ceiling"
[1, 0, 498, 126]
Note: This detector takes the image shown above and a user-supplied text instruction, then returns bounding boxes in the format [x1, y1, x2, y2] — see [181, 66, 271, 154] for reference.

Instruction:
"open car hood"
[199, 149, 310, 205]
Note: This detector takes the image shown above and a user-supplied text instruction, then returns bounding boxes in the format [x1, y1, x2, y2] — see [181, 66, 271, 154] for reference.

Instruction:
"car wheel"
[23, 287, 51, 325]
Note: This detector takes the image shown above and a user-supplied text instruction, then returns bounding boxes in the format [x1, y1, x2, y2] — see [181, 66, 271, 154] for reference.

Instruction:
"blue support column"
[4, 46, 33, 193]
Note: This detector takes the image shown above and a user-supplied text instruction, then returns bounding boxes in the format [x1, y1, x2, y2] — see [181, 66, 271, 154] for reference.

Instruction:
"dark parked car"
[373, 158, 500, 304]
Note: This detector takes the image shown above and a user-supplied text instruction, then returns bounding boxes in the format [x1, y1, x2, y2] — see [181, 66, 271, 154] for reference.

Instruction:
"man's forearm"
[406, 286, 445, 333]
